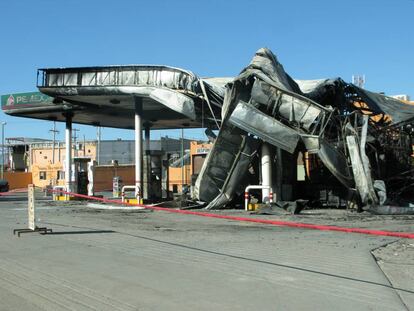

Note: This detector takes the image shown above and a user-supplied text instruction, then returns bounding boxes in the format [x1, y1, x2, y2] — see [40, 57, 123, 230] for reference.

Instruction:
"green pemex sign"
[1, 92, 54, 108]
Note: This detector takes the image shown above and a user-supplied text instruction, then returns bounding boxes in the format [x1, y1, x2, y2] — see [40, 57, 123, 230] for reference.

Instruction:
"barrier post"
[13, 184, 53, 237]
[244, 192, 249, 211]
[28, 184, 35, 230]
[52, 186, 67, 201]
[244, 185, 274, 211]
[121, 185, 141, 204]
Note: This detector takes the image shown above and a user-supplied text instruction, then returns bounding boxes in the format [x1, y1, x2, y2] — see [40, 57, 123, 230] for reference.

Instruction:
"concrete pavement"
[0, 193, 413, 310]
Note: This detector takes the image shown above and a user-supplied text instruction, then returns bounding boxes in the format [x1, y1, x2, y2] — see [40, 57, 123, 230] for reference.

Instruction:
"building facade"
[7, 137, 196, 192]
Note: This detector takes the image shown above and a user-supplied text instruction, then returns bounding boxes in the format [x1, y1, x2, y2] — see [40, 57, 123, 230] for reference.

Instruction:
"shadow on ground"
[45, 230, 115, 235]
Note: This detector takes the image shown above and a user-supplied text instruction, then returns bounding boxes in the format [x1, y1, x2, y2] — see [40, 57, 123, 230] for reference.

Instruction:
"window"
[172, 184, 178, 193]
[39, 171, 47, 180]
[57, 171, 65, 180]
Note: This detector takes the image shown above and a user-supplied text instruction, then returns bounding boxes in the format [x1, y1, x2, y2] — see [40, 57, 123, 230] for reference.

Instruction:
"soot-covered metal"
[195, 48, 414, 213]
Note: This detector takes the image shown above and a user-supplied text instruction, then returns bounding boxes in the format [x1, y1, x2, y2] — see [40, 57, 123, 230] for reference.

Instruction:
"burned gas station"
[3, 48, 414, 214]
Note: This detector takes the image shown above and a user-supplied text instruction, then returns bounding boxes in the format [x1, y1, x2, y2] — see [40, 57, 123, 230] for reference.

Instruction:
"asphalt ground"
[0, 191, 413, 310]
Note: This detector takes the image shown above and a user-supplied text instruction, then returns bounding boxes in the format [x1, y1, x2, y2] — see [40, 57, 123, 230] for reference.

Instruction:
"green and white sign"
[1, 92, 54, 108]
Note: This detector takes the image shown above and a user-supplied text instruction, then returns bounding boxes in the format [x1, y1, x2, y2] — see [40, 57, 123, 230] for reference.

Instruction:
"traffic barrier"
[121, 185, 142, 204]
[52, 186, 67, 201]
[47, 188, 414, 239]
[244, 185, 274, 210]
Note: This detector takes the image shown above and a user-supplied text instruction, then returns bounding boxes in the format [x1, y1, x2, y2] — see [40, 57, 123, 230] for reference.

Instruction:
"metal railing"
[121, 185, 141, 203]
[52, 185, 67, 200]
[244, 185, 274, 211]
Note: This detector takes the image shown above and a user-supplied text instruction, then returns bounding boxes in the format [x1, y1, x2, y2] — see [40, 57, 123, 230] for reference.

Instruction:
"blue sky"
[0, 0, 413, 141]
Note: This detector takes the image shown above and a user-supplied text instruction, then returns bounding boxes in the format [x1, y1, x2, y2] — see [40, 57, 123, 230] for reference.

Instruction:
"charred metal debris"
[194, 48, 414, 213]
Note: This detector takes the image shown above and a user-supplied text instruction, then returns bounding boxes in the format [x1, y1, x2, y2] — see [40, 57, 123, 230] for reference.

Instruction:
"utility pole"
[83, 135, 86, 156]
[49, 121, 59, 164]
[1, 122, 6, 179]
[72, 128, 80, 157]
[181, 128, 184, 193]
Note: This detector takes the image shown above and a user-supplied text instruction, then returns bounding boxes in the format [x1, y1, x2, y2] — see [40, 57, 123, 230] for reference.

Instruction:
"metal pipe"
[65, 114, 72, 193]
[244, 185, 274, 211]
[134, 98, 143, 201]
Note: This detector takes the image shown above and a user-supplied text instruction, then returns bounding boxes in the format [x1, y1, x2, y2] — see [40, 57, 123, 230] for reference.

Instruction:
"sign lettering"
[196, 148, 211, 154]
[1, 92, 54, 107]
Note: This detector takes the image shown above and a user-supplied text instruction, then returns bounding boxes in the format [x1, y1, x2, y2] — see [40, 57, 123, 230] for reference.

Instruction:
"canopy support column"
[144, 124, 151, 200]
[64, 113, 73, 194]
[134, 98, 143, 201]
[261, 143, 273, 203]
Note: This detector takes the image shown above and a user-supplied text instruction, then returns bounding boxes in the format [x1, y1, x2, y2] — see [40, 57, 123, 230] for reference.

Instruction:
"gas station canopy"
[2, 65, 224, 130]
[1, 64, 227, 201]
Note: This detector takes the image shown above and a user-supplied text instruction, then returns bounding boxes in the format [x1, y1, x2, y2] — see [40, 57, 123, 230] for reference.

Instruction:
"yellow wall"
[31, 163, 65, 188]
[30, 142, 97, 167]
[4, 172, 33, 190]
[29, 142, 97, 188]
[30, 162, 136, 192]
[27, 140, 214, 193]
[168, 165, 191, 193]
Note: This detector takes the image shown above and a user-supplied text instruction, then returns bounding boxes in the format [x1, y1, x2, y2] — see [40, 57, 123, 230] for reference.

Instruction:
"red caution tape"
[49, 189, 414, 239]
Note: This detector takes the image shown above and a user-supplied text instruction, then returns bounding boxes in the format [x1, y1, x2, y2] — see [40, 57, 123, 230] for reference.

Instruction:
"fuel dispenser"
[113, 176, 123, 198]
[73, 157, 91, 195]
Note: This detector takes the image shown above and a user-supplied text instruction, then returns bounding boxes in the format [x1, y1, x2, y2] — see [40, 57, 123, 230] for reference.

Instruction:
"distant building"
[168, 141, 213, 194]
[7, 137, 194, 189]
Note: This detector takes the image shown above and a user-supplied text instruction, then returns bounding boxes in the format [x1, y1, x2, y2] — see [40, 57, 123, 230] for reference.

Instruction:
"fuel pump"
[73, 157, 91, 195]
